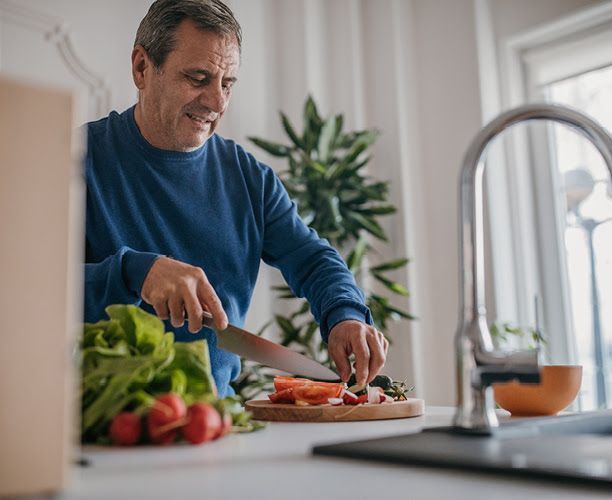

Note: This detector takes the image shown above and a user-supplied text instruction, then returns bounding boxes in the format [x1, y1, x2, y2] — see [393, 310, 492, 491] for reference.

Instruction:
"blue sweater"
[84, 106, 372, 396]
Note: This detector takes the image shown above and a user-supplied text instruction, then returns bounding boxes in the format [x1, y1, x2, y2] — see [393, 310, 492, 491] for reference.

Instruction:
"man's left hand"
[327, 320, 389, 387]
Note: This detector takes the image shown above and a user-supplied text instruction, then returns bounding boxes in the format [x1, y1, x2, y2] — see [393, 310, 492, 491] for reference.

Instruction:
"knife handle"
[201, 311, 215, 329]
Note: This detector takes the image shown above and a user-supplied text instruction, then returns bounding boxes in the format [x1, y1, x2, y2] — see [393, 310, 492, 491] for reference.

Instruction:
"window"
[511, 8, 612, 410]
[544, 66, 612, 410]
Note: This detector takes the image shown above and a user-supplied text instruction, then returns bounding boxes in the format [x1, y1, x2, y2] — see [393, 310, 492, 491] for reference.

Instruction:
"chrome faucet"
[453, 103, 612, 434]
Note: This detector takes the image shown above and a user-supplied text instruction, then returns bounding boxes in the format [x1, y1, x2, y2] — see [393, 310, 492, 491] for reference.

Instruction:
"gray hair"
[134, 0, 242, 68]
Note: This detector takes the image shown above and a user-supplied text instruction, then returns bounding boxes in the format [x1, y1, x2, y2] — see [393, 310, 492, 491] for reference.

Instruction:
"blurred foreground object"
[0, 76, 84, 496]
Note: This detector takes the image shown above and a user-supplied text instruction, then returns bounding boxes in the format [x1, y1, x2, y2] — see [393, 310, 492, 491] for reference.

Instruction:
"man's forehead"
[172, 20, 240, 60]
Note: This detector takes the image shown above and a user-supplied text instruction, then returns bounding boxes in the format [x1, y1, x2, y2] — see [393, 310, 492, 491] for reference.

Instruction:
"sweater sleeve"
[260, 168, 373, 343]
[84, 246, 160, 322]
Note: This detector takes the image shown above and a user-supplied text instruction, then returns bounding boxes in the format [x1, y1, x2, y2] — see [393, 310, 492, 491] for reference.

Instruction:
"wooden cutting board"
[245, 398, 424, 422]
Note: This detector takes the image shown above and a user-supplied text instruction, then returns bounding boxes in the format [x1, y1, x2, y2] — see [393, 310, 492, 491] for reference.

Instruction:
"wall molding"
[0, 0, 110, 115]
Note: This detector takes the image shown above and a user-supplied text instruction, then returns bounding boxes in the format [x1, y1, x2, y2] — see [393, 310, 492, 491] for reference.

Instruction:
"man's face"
[132, 20, 240, 152]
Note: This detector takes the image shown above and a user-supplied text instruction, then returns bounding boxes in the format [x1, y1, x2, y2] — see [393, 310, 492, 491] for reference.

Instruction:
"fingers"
[152, 301, 169, 321]
[351, 335, 371, 387]
[168, 295, 185, 328]
[328, 342, 352, 382]
[328, 321, 388, 386]
[382, 335, 389, 354]
[365, 331, 386, 384]
[183, 293, 204, 333]
[141, 257, 227, 333]
[196, 279, 228, 330]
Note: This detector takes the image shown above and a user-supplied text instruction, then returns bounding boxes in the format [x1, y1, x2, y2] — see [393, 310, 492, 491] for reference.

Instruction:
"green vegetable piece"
[168, 341, 216, 400]
[106, 304, 165, 350]
[370, 375, 393, 390]
[82, 372, 136, 433]
[170, 369, 187, 395]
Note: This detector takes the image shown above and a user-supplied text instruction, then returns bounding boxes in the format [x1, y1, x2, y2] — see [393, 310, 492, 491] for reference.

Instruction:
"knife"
[201, 312, 339, 381]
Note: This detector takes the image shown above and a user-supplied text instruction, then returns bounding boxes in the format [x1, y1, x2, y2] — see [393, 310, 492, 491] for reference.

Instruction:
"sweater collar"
[123, 105, 210, 162]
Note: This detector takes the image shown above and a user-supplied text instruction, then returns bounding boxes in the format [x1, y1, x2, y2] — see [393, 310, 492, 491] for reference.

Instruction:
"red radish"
[147, 393, 187, 445]
[217, 412, 233, 438]
[367, 386, 384, 404]
[183, 403, 222, 444]
[381, 394, 394, 403]
[110, 412, 141, 445]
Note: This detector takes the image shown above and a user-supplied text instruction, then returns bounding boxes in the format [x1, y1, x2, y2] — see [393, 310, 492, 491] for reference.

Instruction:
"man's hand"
[140, 256, 228, 333]
[327, 320, 389, 386]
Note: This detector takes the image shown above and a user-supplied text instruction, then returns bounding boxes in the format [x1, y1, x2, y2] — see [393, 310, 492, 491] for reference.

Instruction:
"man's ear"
[132, 45, 150, 90]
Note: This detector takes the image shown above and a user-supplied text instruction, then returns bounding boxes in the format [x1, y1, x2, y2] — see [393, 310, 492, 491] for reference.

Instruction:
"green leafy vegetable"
[80, 304, 263, 443]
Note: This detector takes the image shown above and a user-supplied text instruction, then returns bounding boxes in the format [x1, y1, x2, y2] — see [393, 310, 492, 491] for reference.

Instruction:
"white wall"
[0, 0, 600, 405]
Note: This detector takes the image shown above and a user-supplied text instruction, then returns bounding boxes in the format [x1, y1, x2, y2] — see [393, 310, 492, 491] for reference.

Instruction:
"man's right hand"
[140, 256, 228, 333]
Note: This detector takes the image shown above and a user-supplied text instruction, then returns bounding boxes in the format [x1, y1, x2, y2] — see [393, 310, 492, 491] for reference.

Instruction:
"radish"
[110, 412, 141, 446]
[381, 394, 394, 403]
[217, 412, 233, 438]
[367, 386, 384, 404]
[147, 393, 187, 445]
[183, 403, 222, 444]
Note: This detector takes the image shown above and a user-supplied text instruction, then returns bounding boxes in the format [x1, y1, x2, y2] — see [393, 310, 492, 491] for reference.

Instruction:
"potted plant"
[231, 96, 414, 401]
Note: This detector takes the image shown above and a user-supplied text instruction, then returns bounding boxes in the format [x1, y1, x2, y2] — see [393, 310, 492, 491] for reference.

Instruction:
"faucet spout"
[453, 103, 612, 433]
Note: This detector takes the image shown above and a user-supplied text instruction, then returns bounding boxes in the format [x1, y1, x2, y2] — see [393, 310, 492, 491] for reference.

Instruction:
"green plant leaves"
[280, 112, 304, 149]
[247, 137, 290, 157]
[303, 95, 323, 154]
[318, 116, 338, 163]
[236, 95, 414, 398]
[346, 211, 387, 241]
[370, 258, 410, 272]
[372, 272, 410, 296]
[490, 321, 546, 351]
[346, 236, 368, 273]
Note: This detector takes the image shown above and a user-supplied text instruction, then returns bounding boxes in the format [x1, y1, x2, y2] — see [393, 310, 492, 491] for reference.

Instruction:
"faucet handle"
[478, 364, 541, 386]
[474, 345, 540, 386]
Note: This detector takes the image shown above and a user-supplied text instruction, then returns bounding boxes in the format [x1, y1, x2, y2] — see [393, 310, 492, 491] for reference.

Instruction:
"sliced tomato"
[342, 391, 359, 405]
[268, 388, 296, 404]
[273, 376, 311, 392]
[293, 383, 344, 405]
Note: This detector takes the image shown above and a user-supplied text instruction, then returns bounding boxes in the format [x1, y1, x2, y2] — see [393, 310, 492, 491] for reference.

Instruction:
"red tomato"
[183, 403, 222, 445]
[342, 392, 359, 405]
[110, 412, 142, 445]
[147, 393, 187, 445]
[356, 394, 368, 404]
[293, 383, 344, 405]
[268, 388, 296, 404]
[273, 376, 311, 392]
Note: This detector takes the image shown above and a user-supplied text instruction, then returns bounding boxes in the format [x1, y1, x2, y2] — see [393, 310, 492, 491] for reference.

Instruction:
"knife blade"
[202, 312, 339, 381]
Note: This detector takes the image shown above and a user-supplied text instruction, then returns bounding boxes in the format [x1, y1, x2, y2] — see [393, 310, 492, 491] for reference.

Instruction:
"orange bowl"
[492, 365, 582, 416]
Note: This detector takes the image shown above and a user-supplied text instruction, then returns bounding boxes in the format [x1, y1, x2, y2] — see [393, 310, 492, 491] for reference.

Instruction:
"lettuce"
[80, 304, 217, 443]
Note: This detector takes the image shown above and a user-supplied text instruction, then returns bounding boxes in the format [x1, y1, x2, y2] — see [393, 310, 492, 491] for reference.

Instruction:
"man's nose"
[198, 84, 226, 113]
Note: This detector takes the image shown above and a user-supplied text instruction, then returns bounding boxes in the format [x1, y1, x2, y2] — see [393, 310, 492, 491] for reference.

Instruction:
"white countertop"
[63, 407, 610, 500]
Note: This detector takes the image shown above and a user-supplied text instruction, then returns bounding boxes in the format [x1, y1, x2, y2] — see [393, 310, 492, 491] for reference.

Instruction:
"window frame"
[478, 1, 612, 366]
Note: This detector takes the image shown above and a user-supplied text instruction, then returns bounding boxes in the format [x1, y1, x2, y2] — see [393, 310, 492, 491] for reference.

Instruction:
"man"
[85, 0, 388, 397]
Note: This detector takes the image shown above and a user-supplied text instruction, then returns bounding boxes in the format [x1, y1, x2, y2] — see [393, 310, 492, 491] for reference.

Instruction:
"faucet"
[453, 103, 612, 434]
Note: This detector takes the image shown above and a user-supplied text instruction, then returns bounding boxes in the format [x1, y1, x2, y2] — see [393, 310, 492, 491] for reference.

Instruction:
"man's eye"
[189, 76, 206, 85]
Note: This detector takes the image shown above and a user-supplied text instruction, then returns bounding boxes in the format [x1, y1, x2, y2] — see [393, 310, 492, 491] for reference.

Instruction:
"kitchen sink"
[312, 410, 612, 485]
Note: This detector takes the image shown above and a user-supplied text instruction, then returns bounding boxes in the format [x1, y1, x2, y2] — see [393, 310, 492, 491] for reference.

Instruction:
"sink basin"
[312, 410, 612, 484]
